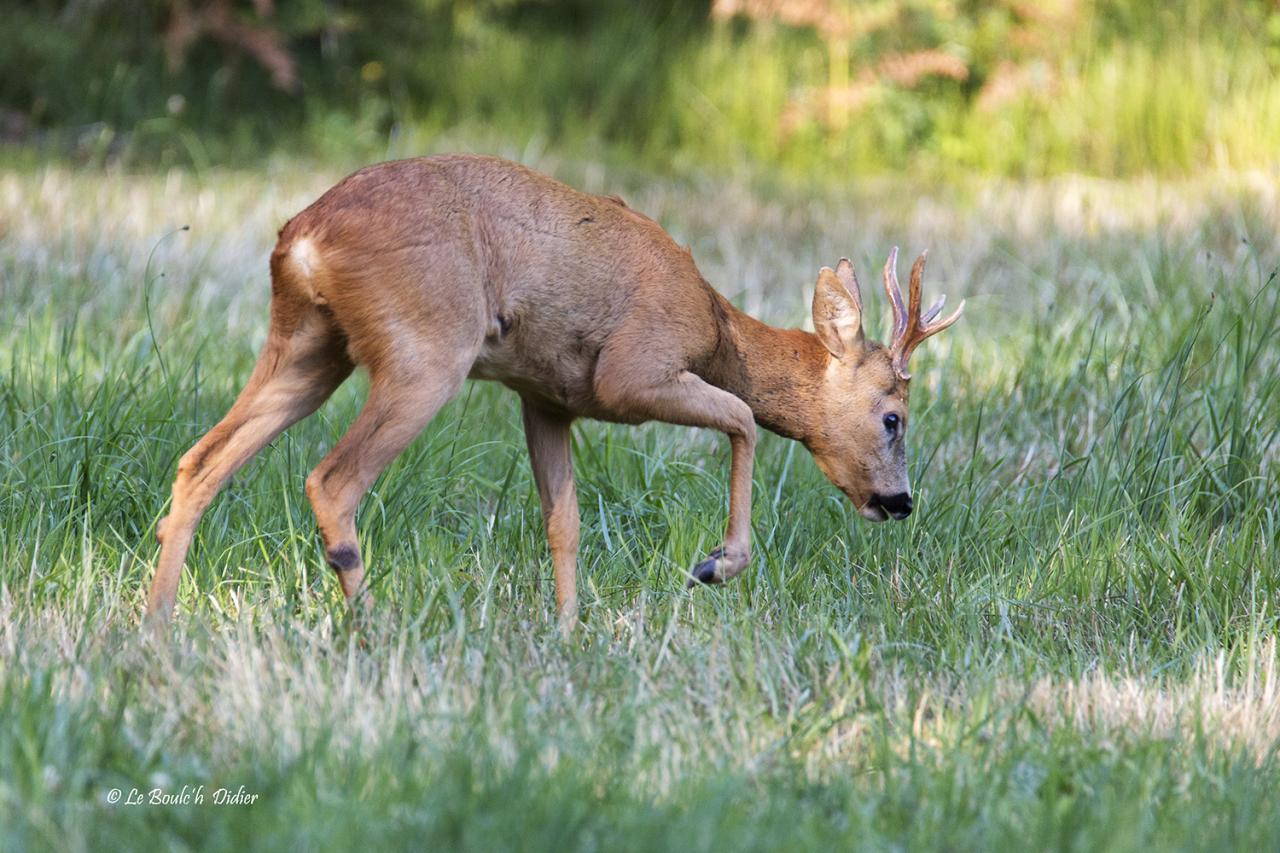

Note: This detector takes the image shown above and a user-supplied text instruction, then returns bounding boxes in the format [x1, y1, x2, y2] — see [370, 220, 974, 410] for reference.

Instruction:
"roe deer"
[146, 155, 962, 631]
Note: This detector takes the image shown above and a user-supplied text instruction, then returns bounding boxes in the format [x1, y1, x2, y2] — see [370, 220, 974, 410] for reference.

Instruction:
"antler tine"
[922, 299, 965, 336]
[920, 294, 946, 325]
[908, 250, 926, 330]
[882, 246, 907, 342]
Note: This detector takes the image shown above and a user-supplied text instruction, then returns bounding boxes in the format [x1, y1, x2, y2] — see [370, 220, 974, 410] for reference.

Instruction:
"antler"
[882, 247, 964, 380]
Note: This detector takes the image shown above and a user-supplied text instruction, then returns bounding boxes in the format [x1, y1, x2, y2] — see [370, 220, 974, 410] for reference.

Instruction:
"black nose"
[874, 492, 913, 519]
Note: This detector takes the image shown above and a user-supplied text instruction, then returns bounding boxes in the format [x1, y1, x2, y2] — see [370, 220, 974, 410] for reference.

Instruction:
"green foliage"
[4, 1, 1280, 176]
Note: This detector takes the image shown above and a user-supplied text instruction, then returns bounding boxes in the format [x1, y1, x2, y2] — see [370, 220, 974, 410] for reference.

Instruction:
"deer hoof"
[687, 548, 726, 588]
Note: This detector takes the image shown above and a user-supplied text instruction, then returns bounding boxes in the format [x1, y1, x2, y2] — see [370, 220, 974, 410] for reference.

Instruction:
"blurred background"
[4, 0, 1280, 178]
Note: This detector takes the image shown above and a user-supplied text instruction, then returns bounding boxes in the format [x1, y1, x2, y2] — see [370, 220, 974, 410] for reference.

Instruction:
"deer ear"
[812, 262, 864, 359]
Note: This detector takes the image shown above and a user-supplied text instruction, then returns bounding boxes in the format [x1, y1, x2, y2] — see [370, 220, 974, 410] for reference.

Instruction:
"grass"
[1, 153, 1279, 851]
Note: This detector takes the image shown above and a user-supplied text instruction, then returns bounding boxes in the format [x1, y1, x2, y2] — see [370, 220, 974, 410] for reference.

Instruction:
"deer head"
[806, 248, 963, 521]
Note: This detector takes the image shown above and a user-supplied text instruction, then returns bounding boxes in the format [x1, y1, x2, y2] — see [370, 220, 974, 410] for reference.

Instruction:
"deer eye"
[883, 413, 900, 435]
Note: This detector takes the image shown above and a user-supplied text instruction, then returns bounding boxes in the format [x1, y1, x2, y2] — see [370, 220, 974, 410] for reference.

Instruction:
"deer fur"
[145, 154, 961, 631]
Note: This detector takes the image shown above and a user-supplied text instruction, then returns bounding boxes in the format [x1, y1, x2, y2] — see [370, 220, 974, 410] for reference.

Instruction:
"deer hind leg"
[146, 309, 353, 627]
[521, 400, 579, 633]
[305, 347, 472, 609]
[593, 360, 757, 587]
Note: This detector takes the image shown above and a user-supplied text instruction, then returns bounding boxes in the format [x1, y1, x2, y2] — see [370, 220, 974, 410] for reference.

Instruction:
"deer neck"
[701, 297, 829, 443]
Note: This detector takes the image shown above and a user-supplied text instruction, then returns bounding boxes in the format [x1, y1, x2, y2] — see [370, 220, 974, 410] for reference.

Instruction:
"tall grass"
[1, 160, 1278, 849]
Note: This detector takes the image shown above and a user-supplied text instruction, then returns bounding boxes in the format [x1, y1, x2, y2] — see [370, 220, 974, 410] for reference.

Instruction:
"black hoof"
[326, 543, 361, 573]
[687, 548, 725, 588]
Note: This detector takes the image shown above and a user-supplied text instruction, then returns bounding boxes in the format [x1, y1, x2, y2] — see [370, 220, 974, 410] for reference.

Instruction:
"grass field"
[2, 154, 1279, 850]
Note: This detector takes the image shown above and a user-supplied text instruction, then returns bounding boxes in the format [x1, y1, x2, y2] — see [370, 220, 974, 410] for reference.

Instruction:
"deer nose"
[874, 492, 913, 519]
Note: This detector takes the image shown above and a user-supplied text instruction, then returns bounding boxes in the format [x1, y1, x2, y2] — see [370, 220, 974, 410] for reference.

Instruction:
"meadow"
[1, 150, 1279, 850]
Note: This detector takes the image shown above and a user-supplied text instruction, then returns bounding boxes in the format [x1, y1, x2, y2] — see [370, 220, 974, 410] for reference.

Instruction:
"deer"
[145, 155, 962, 633]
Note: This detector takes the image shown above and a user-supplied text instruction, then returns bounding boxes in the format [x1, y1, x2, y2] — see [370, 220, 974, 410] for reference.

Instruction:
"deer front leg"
[593, 364, 757, 587]
[687, 414, 755, 587]
[521, 400, 580, 632]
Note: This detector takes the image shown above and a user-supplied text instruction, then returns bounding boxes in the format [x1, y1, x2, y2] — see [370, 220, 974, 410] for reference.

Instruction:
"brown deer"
[145, 155, 962, 631]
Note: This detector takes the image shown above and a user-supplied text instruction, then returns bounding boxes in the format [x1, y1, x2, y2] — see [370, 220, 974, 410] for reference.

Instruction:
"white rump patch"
[288, 237, 326, 304]
[290, 237, 318, 280]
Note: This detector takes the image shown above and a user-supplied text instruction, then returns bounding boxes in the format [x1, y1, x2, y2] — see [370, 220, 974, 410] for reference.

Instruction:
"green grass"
[1, 157, 1279, 851]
